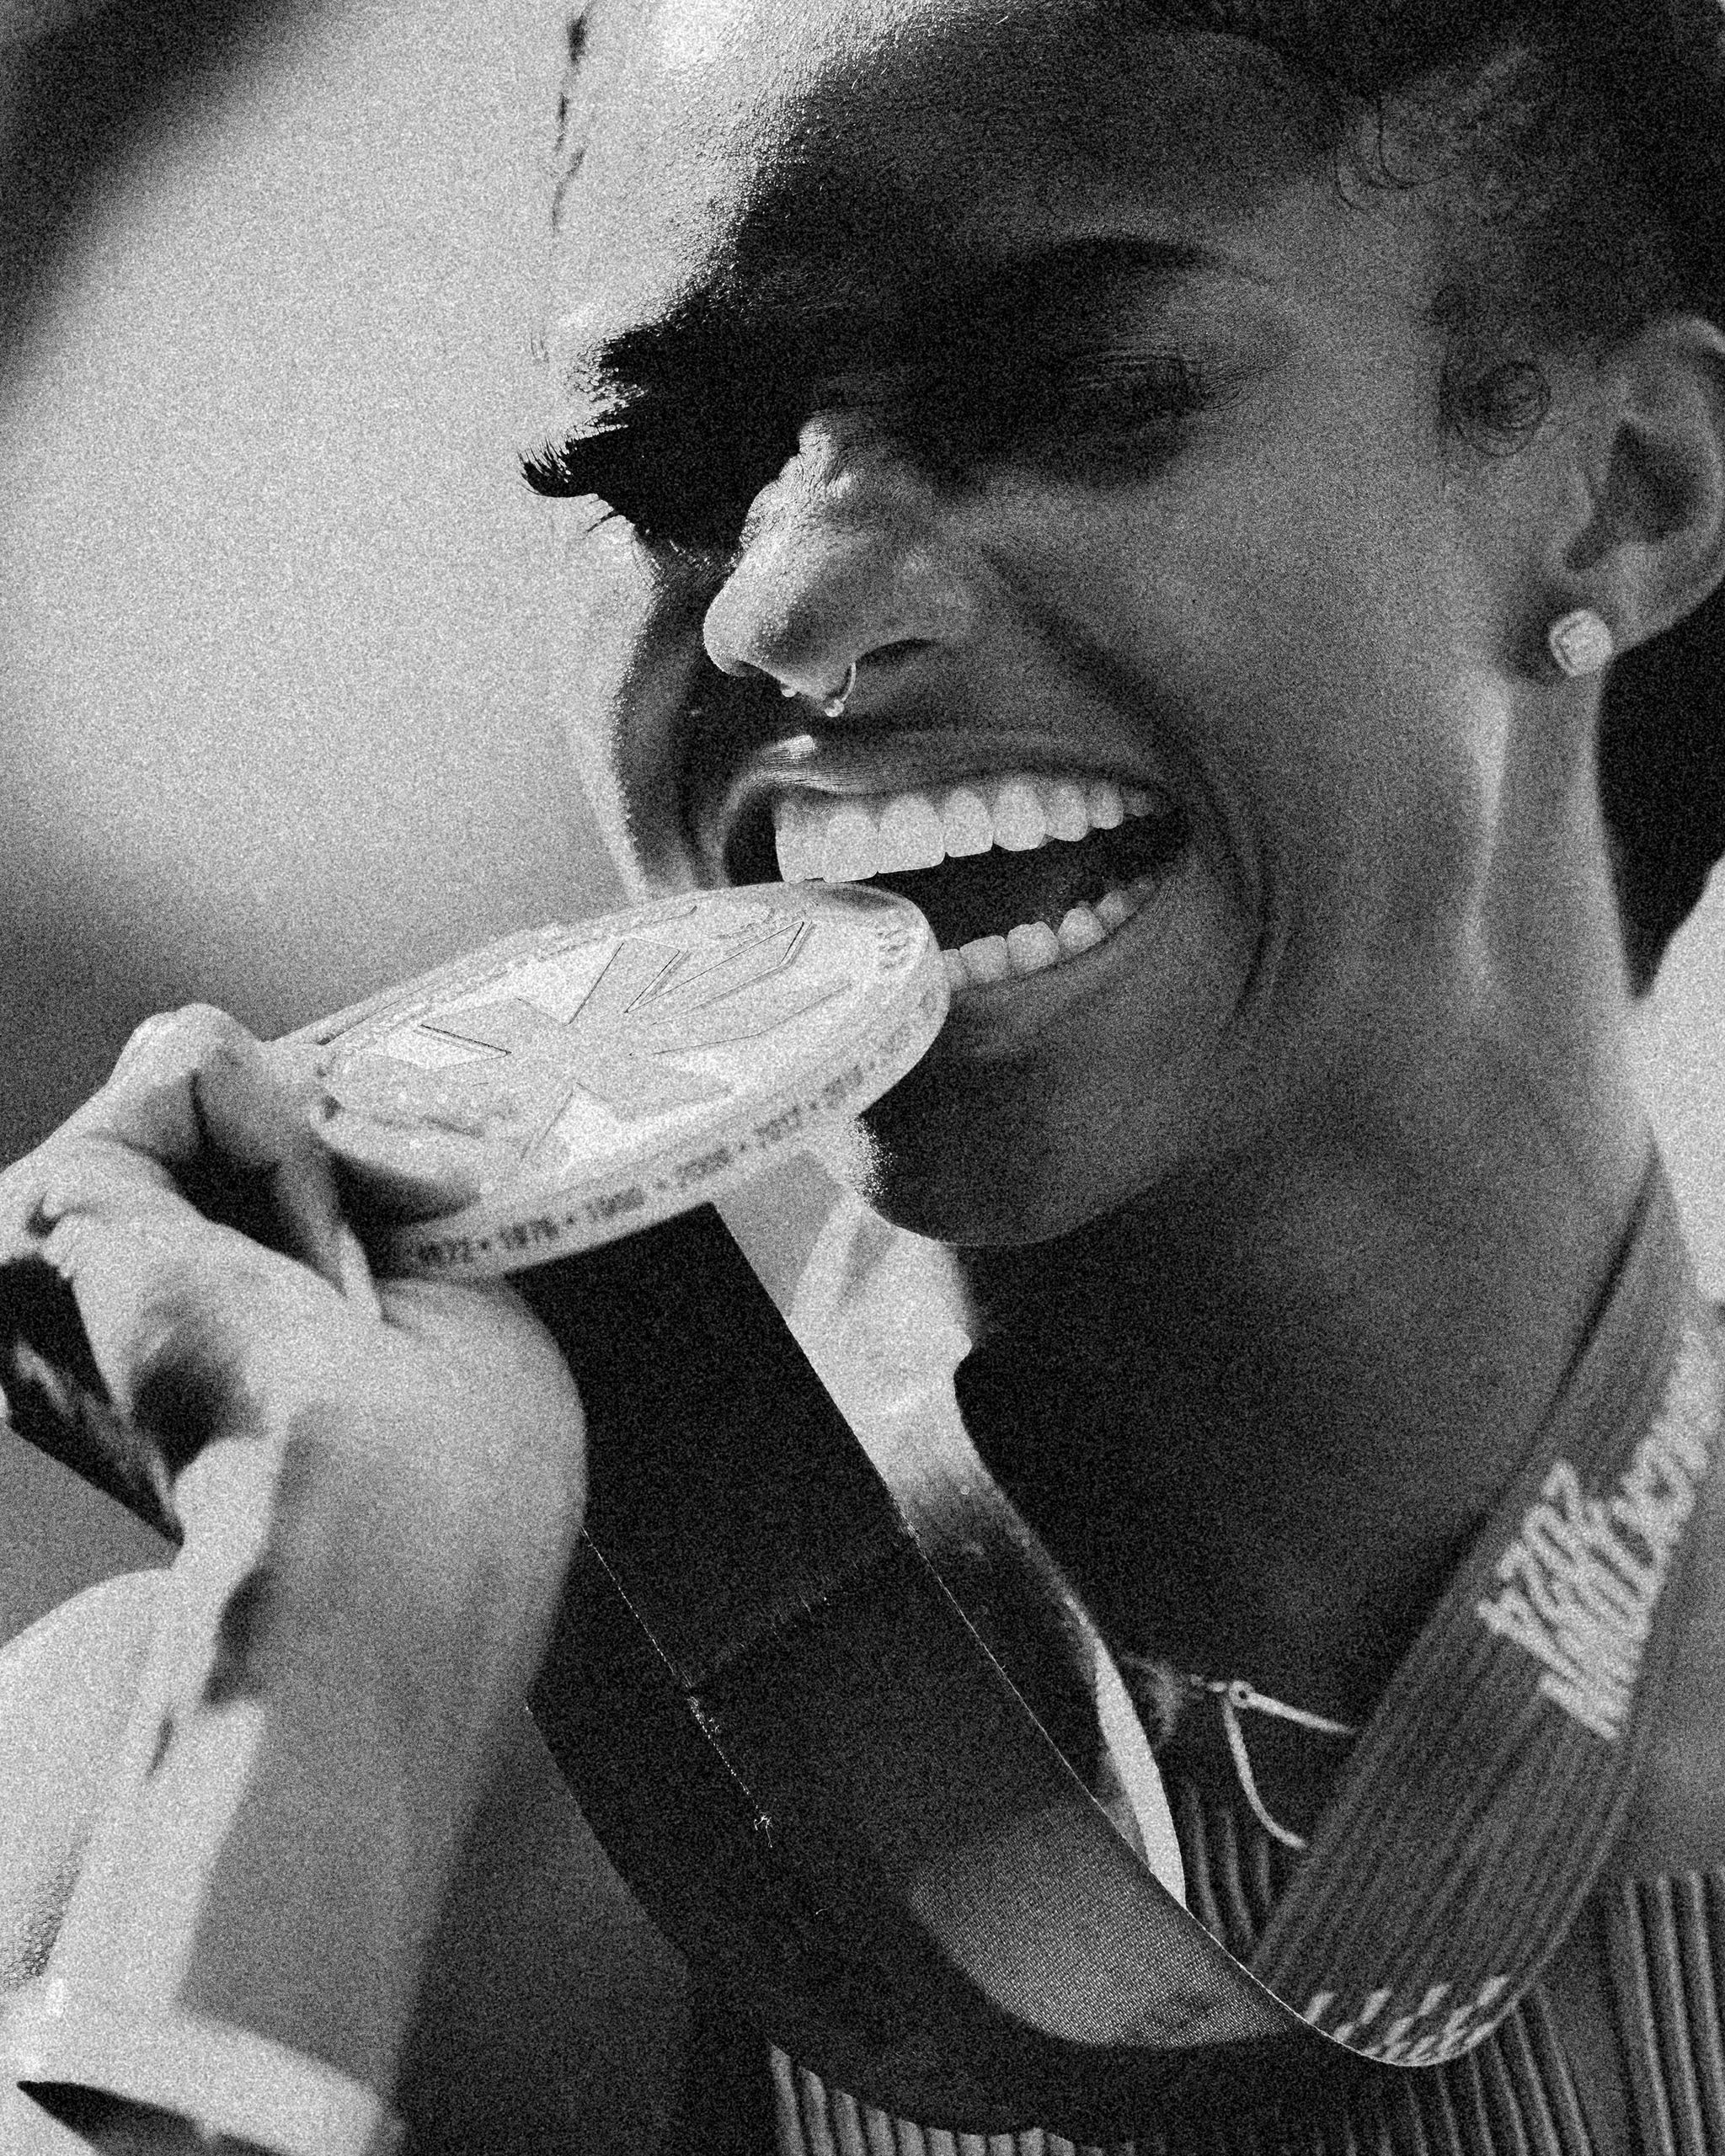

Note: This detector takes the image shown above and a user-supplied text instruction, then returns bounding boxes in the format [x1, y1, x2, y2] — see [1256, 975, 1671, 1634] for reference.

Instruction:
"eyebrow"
[521, 233, 1258, 499]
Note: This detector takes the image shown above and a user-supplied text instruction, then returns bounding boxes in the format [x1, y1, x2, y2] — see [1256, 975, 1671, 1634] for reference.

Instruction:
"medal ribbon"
[1248, 1164, 1722, 2063]
[521, 1166, 1722, 2135]
[795, 1162, 1722, 2082]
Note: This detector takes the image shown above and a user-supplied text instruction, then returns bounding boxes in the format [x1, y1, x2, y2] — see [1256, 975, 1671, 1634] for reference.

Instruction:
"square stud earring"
[1546, 607, 1615, 680]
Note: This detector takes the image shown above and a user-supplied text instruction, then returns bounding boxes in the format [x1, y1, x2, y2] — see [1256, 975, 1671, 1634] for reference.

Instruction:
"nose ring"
[820, 660, 858, 718]
[779, 659, 857, 718]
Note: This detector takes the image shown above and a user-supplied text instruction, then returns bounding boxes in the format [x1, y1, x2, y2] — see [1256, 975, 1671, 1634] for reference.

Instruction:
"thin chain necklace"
[1184, 1674, 1359, 1850]
[1117, 1653, 1359, 1852]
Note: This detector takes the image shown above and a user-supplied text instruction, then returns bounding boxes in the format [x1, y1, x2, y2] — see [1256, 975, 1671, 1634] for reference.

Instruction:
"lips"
[720, 765, 1188, 993]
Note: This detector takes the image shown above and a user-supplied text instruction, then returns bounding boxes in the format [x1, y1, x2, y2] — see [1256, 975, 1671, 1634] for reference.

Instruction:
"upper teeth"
[772, 773, 1160, 883]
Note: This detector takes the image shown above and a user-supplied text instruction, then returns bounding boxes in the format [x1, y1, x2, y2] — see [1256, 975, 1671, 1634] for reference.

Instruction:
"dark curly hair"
[553, 0, 1725, 990]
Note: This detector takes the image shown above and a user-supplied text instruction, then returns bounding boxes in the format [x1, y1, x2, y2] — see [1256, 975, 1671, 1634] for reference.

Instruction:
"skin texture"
[542, 0, 1725, 1742]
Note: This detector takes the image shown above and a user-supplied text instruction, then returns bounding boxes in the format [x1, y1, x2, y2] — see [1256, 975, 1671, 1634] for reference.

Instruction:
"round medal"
[283, 882, 946, 1278]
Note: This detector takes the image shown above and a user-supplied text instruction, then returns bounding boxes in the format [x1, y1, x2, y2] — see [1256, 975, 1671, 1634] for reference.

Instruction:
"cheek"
[1047, 436, 1494, 910]
[550, 524, 708, 887]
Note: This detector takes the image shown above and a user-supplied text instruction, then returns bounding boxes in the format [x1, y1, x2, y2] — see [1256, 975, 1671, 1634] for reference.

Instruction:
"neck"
[951, 1075, 1656, 1729]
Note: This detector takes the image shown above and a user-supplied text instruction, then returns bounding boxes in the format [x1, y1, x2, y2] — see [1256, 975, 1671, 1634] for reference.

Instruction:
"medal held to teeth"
[286, 882, 947, 1278]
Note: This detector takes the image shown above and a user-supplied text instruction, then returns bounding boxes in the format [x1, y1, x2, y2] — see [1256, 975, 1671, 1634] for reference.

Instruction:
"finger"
[57, 1006, 264, 1162]
[0, 1250, 182, 1539]
[40, 1204, 283, 1432]
[185, 1036, 379, 1313]
[0, 1010, 258, 1245]
[16, 1009, 371, 1309]
[21, 1209, 254, 1536]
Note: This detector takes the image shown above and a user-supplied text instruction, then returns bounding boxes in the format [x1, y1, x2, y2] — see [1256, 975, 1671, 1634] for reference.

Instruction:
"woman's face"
[542, 0, 1549, 1244]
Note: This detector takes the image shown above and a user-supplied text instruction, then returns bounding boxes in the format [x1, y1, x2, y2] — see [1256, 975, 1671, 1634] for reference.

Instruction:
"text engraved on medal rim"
[391, 963, 946, 1275]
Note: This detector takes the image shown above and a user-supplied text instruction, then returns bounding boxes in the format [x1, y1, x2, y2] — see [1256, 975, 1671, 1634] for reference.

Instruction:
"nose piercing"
[820, 659, 859, 718]
[780, 659, 857, 718]
[1546, 607, 1615, 680]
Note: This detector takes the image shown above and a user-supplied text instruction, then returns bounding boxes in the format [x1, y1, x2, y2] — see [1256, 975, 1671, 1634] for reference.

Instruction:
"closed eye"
[522, 344, 1226, 566]
[520, 400, 791, 553]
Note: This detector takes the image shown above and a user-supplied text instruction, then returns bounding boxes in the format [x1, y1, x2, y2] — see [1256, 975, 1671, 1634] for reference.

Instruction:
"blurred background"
[0, 0, 621, 1636]
[0, 0, 1722, 1643]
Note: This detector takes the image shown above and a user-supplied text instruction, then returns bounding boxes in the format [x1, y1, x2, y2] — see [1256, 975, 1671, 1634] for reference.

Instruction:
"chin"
[851, 1050, 1126, 1248]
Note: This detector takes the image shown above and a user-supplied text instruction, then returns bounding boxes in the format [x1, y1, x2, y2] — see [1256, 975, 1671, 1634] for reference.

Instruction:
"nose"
[701, 414, 978, 710]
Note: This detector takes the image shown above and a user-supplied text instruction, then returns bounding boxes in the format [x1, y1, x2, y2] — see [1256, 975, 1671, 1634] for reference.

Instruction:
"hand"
[0, 1006, 590, 2133]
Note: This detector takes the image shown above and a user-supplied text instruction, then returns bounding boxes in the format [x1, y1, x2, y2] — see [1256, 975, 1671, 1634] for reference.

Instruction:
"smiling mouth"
[723, 771, 1189, 993]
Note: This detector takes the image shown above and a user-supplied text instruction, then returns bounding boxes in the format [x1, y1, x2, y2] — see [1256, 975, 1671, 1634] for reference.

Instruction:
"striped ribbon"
[1251, 1168, 1719, 2064]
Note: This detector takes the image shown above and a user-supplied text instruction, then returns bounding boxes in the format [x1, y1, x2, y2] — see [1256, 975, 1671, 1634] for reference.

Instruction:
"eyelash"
[991, 352, 1217, 474]
[522, 351, 1216, 548]
[521, 435, 760, 555]
[1071, 353, 1212, 429]
[582, 500, 724, 557]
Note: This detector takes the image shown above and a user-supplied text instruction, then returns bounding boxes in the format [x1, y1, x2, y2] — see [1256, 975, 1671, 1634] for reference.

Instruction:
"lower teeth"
[942, 877, 1155, 993]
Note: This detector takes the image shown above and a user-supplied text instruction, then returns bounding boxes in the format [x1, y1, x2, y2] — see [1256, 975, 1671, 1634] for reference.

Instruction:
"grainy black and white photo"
[3, 3, 1725, 2150]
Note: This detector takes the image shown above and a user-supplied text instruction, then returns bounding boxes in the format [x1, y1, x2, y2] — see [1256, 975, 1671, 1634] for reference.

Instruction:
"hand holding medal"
[290, 880, 948, 1278]
[0, 883, 948, 2152]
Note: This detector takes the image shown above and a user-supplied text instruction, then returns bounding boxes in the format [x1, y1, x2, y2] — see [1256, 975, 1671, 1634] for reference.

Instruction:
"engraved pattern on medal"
[325, 905, 849, 1171]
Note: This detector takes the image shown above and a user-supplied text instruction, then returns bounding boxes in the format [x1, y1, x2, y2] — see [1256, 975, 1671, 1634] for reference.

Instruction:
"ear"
[1563, 313, 1725, 654]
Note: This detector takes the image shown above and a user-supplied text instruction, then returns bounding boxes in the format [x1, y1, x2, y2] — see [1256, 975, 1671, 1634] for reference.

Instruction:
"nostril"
[708, 656, 856, 709]
[705, 640, 938, 723]
[708, 653, 775, 684]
